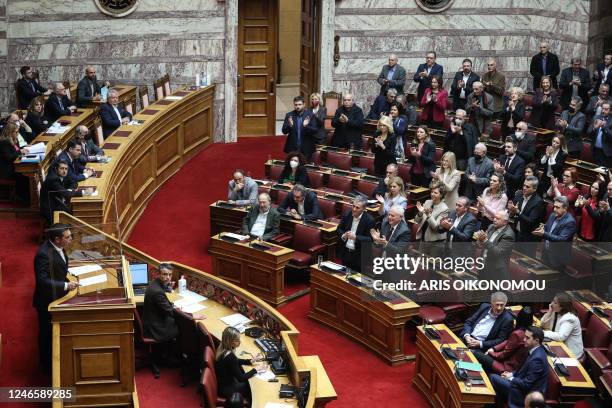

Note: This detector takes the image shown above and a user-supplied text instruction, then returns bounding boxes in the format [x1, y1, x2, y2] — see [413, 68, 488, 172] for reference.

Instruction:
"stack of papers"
[181, 290, 207, 303]
[27, 142, 46, 154]
[46, 123, 70, 134]
[79, 273, 108, 287]
[320, 261, 345, 271]
[181, 303, 207, 314]
[255, 370, 275, 381]
[69, 264, 103, 276]
[223, 232, 249, 241]
[165, 96, 183, 100]
[220, 313, 251, 332]
[558, 357, 579, 367]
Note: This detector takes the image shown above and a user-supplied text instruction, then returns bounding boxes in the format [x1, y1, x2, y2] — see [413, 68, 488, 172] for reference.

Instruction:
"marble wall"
[2, 0, 227, 141]
[328, 0, 592, 111]
[587, 0, 612, 69]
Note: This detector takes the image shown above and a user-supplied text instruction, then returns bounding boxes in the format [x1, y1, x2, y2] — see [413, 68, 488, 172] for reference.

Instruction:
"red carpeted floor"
[0, 136, 428, 408]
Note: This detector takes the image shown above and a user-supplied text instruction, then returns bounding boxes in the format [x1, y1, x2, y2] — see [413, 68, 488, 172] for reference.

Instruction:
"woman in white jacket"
[432, 151, 460, 210]
[541, 292, 584, 359]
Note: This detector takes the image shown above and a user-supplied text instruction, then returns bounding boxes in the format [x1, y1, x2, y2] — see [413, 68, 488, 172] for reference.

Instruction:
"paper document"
[255, 370, 276, 381]
[174, 296, 201, 308]
[223, 232, 249, 241]
[320, 261, 345, 271]
[69, 264, 103, 276]
[220, 313, 251, 327]
[100, 86, 109, 101]
[180, 290, 207, 303]
[165, 96, 183, 100]
[128, 120, 142, 126]
[90, 190, 99, 197]
[27, 142, 46, 154]
[79, 273, 108, 287]
[181, 303, 207, 314]
[558, 357, 579, 367]
[46, 124, 70, 134]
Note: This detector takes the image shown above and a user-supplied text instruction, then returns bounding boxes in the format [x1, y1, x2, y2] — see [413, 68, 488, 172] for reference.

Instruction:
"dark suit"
[511, 133, 537, 164]
[55, 151, 86, 185]
[512, 191, 545, 243]
[241, 206, 280, 241]
[531, 89, 560, 130]
[591, 197, 612, 241]
[500, 101, 525, 137]
[283, 109, 317, 159]
[307, 107, 327, 144]
[498, 154, 525, 200]
[99, 102, 132, 139]
[559, 67, 592, 110]
[530, 52, 560, 89]
[589, 114, 612, 167]
[76, 76, 102, 107]
[541, 212, 576, 272]
[143, 278, 178, 342]
[33, 240, 70, 369]
[25, 112, 50, 136]
[490, 346, 548, 408]
[443, 124, 478, 169]
[0, 139, 20, 180]
[78, 139, 104, 164]
[450, 71, 480, 111]
[367, 95, 393, 119]
[39, 172, 83, 224]
[460, 303, 514, 350]
[465, 156, 494, 200]
[371, 133, 397, 177]
[479, 224, 516, 280]
[44, 93, 73, 123]
[377, 64, 406, 95]
[331, 105, 364, 149]
[408, 140, 436, 187]
[413, 63, 444, 102]
[337, 210, 375, 271]
[445, 211, 477, 258]
[593, 63, 612, 93]
[278, 190, 323, 221]
[559, 110, 586, 155]
[16, 78, 47, 109]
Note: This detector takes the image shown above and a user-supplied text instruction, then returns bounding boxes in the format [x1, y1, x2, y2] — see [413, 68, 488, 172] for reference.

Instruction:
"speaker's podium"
[49, 256, 137, 408]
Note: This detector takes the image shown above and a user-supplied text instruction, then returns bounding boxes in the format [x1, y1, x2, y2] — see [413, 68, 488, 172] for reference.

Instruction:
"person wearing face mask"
[307, 92, 327, 145]
[450, 59, 480, 111]
[511, 122, 536, 164]
[465, 143, 494, 201]
[531, 76, 560, 130]
[500, 87, 526, 137]
[278, 152, 309, 187]
[588, 101, 612, 167]
[443, 109, 478, 171]
[557, 96, 585, 159]
[282, 95, 316, 160]
[559, 58, 591, 111]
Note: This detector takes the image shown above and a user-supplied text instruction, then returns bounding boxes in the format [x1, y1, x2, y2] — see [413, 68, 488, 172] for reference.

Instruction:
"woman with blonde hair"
[376, 175, 407, 216]
[308, 92, 327, 145]
[501, 86, 526, 137]
[0, 122, 30, 202]
[476, 172, 508, 231]
[215, 327, 265, 401]
[371, 115, 397, 176]
[432, 151, 461, 209]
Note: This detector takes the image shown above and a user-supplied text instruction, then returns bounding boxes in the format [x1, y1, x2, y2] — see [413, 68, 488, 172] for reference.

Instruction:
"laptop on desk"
[130, 263, 149, 296]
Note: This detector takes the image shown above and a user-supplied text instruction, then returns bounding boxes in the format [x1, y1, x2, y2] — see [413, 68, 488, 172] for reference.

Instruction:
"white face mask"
[290, 160, 299, 169]
[515, 131, 524, 140]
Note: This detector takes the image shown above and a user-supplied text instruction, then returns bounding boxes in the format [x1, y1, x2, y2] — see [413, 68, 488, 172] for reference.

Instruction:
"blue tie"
[296, 114, 303, 147]
[541, 56, 547, 75]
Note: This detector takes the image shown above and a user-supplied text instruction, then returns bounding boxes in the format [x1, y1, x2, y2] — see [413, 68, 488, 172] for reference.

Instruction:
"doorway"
[237, 0, 321, 137]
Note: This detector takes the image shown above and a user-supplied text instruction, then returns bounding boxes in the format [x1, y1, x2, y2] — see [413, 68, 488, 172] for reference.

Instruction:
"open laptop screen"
[130, 263, 149, 286]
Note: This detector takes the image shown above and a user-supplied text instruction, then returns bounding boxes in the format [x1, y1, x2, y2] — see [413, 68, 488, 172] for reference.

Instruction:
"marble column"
[319, 0, 335, 93]
[224, 0, 238, 143]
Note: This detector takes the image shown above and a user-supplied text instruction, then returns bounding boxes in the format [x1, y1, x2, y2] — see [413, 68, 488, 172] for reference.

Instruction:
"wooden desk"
[83, 85, 137, 111]
[566, 159, 607, 186]
[309, 265, 420, 365]
[69, 86, 215, 236]
[413, 324, 495, 408]
[209, 234, 295, 306]
[545, 342, 596, 403]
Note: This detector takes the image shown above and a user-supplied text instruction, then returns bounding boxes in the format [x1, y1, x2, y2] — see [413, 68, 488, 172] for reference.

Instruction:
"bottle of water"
[200, 71, 206, 87]
[178, 275, 187, 294]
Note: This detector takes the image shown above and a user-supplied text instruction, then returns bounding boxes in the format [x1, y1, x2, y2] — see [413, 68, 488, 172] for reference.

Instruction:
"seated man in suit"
[474, 210, 516, 281]
[440, 196, 477, 255]
[494, 138, 526, 200]
[511, 122, 537, 164]
[371, 204, 411, 245]
[377, 54, 406, 96]
[55, 139, 95, 186]
[143, 263, 179, 378]
[278, 184, 323, 221]
[508, 176, 544, 258]
[490, 326, 548, 408]
[76, 66, 110, 107]
[16, 65, 51, 109]
[75, 125, 104, 164]
[460, 291, 514, 351]
[532, 196, 576, 273]
[44, 82, 76, 123]
[99, 88, 132, 139]
[40, 160, 93, 224]
[368, 88, 397, 120]
[372, 163, 398, 198]
[241, 193, 280, 241]
[338, 196, 375, 272]
[227, 169, 258, 205]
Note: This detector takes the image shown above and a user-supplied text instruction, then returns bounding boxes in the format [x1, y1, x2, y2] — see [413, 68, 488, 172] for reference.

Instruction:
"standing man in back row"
[331, 94, 364, 150]
[282, 95, 317, 160]
[377, 54, 406, 96]
[413, 51, 444, 103]
[529, 42, 560, 90]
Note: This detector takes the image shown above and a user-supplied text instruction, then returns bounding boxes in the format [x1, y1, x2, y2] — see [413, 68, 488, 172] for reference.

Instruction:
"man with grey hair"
[278, 184, 323, 221]
[466, 81, 494, 136]
[465, 143, 494, 200]
[377, 54, 406, 96]
[444, 108, 478, 170]
[338, 196, 375, 271]
[588, 101, 612, 167]
[440, 196, 477, 245]
[241, 192, 280, 241]
[557, 96, 585, 158]
[44, 82, 76, 123]
[585, 83, 611, 119]
[482, 58, 507, 116]
[371, 204, 410, 245]
[560, 57, 591, 111]
[331, 93, 364, 149]
[530, 42, 560, 90]
[508, 176, 544, 257]
[99, 88, 132, 139]
[227, 169, 258, 205]
[368, 88, 397, 119]
[75, 125, 104, 163]
[533, 195, 576, 272]
[475, 210, 515, 280]
[460, 290, 514, 351]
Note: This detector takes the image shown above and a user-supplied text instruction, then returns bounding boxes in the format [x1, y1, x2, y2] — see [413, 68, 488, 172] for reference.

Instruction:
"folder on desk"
[456, 361, 483, 372]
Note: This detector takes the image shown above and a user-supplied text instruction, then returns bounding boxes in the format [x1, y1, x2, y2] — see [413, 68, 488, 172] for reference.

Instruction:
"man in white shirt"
[451, 58, 480, 111]
[99, 88, 132, 138]
[337, 197, 375, 271]
[241, 193, 280, 241]
[460, 291, 513, 351]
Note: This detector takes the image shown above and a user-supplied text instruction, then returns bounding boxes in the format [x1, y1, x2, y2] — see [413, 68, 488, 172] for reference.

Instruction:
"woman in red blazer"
[473, 306, 534, 374]
[419, 75, 448, 129]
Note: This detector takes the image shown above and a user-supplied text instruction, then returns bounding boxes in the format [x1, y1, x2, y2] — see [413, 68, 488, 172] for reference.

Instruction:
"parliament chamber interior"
[1, 1, 612, 407]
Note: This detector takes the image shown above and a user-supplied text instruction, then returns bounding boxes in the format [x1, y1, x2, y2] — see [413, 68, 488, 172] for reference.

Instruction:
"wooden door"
[238, 0, 277, 136]
[300, 0, 321, 98]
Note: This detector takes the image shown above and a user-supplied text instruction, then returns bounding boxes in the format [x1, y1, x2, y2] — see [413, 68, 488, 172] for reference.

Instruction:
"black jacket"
[559, 67, 592, 110]
[76, 76, 102, 107]
[16, 78, 47, 109]
[55, 151, 86, 185]
[460, 303, 514, 350]
[33, 240, 69, 310]
[99, 102, 132, 139]
[408, 140, 436, 178]
[498, 153, 525, 200]
[278, 190, 323, 221]
[44, 94, 73, 123]
[215, 352, 256, 399]
[529, 52, 560, 89]
[512, 191, 545, 242]
[337, 210, 375, 269]
[25, 112, 50, 136]
[0, 139, 20, 180]
[241, 206, 280, 241]
[331, 105, 364, 149]
[282, 109, 317, 159]
[500, 101, 525, 137]
[511, 133, 537, 164]
[143, 278, 178, 342]
[39, 171, 83, 224]
[371, 134, 397, 177]
[450, 71, 480, 110]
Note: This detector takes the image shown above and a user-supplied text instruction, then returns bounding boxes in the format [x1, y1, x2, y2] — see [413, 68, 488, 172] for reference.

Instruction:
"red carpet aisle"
[128, 136, 429, 408]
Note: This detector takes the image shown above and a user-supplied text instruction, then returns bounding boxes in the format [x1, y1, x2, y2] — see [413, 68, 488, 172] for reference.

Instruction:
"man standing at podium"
[33, 223, 79, 373]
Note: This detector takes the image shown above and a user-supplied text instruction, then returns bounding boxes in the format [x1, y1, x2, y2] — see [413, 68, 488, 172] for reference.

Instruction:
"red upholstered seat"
[201, 367, 225, 408]
[311, 150, 322, 165]
[328, 174, 353, 194]
[307, 170, 324, 189]
[356, 179, 378, 197]
[435, 147, 443, 163]
[491, 122, 501, 140]
[572, 300, 592, 328]
[362, 136, 371, 152]
[418, 305, 446, 324]
[581, 141, 593, 163]
[523, 94, 534, 107]
[198, 323, 217, 356]
[583, 316, 611, 350]
[327, 151, 352, 170]
[585, 340, 612, 380]
[203, 346, 217, 382]
[318, 198, 337, 219]
[579, 184, 590, 196]
[523, 109, 532, 123]
[269, 165, 283, 181]
[358, 156, 375, 175]
[600, 371, 612, 400]
[133, 308, 161, 378]
[276, 190, 289, 205]
[340, 202, 352, 216]
[398, 163, 411, 184]
[290, 224, 325, 268]
[544, 365, 561, 405]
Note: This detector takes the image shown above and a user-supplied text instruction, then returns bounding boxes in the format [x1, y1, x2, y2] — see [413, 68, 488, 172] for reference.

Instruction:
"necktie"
[58, 96, 65, 111]
[29, 81, 36, 93]
[386, 226, 394, 241]
[542, 56, 547, 75]
[296, 113, 303, 147]
[505, 156, 511, 170]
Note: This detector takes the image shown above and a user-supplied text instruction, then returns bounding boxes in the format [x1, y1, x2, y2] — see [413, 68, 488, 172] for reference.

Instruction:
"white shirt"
[112, 104, 122, 122]
[516, 194, 533, 232]
[250, 210, 269, 238]
[449, 213, 465, 243]
[346, 213, 362, 250]
[467, 309, 499, 348]
[298, 201, 305, 216]
[50, 240, 68, 290]
[460, 73, 470, 99]
[541, 149, 560, 178]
